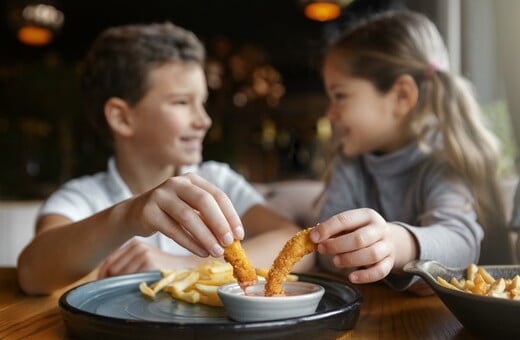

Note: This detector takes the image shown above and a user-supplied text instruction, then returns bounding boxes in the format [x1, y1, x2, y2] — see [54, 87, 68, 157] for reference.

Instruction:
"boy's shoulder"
[56, 169, 110, 196]
[183, 161, 235, 178]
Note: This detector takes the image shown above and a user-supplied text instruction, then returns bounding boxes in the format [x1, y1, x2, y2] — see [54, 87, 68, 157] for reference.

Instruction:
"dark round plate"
[59, 272, 362, 339]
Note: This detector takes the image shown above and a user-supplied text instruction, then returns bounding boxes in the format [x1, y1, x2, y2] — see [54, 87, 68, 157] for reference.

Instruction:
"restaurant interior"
[2, 0, 518, 198]
[1, 0, 520, 261]
[0, 0, 466, 196]
[3, 1, 520, 338]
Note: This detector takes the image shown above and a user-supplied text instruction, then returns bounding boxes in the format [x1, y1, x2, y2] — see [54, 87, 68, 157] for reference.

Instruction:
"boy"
[17, 22, 313, 295]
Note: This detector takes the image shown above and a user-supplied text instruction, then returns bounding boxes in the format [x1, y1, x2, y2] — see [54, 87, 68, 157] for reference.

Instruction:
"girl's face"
[323, 54, 409, 157]
[129, 61, 211, 167]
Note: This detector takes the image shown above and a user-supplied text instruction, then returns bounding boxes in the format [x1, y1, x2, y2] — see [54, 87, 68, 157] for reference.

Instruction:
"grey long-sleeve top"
[318, 142, 482, 291]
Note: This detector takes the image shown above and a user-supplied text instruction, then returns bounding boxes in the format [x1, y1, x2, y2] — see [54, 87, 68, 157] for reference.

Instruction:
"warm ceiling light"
[304, 2, 341, 21]
[17, 25, 53, 46]
[300, 0, 353, 22]
[8, 2, 64, 46]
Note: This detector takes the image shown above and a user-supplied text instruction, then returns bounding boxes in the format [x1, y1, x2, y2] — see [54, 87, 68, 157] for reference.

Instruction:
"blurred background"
[1, 0, 519, 199]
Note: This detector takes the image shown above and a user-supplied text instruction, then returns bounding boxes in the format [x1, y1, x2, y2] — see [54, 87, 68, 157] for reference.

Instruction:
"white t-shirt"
[39, 157, 265, 255]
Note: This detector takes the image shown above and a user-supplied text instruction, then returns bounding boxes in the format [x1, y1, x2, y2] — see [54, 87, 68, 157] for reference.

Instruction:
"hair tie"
[424, 63, 440, 78]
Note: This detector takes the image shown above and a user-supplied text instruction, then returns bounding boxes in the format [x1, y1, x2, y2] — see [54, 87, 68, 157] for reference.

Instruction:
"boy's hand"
[97, 240, 200, 278]
[123, 173, 244, 258]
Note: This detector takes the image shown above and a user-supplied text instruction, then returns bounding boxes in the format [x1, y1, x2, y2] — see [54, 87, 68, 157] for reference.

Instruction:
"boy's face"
[128, 61, 211, 167]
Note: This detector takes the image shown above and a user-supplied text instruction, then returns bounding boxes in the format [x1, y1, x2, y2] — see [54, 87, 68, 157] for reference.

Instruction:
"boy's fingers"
[184, 173, 244, 239]
[152, 203, 212, 257]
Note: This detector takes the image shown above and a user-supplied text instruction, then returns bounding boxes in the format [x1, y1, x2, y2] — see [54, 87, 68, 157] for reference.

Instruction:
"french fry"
[449, 277, 464, 290]
[194, 283, 219, 294]
[152, 269, 189, 294]
[170, 271, 200, 293]
[139, 282, 155, 298]
[488, 278, 506, 298]
[199, 293, 223, 307]
[139, 260, 301, 307]
[256, 268, 269, 278]
[466, 264, 478, 281]
[170, 289, 200, 304]
[437, 277, 461, 291]
[207, 262, 233, 274]
[256, 267, 299, 282]
[478, 267, 495, 285]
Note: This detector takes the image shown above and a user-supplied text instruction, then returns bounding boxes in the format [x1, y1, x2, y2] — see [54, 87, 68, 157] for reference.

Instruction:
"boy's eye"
[172, 99, 189, 105]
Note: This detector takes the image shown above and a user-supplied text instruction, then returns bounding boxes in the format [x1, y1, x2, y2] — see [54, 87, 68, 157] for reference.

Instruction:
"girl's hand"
[311, 208, 407, 284]
[121, 173, 244, 258]
[97, 240, 202, 278]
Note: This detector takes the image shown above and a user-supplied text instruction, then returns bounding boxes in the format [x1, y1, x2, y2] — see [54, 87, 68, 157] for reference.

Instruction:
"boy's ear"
[104, 97, 134, 137]
[391, 74, 418, 117]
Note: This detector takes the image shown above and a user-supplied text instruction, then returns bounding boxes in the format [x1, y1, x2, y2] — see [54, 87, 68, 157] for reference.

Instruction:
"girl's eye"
[333, 92, 348, 101]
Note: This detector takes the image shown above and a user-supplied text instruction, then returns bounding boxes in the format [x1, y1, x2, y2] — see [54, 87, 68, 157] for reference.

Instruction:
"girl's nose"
[325, 103, 337, 121]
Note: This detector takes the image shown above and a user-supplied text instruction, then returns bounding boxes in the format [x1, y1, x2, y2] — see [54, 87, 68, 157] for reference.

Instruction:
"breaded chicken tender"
[265, 227, 316, 296]
[223, 240, 257, 290]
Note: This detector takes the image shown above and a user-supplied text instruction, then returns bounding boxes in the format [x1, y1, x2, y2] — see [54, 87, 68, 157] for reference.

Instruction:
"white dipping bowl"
[217, 281, 325, 322]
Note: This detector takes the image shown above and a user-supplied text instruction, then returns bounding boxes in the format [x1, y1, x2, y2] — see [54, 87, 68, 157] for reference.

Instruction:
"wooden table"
[0, 267, 477, 339]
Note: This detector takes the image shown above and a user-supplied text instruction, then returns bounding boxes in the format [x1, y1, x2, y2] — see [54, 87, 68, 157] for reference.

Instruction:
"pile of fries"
[436, 264, 520, 300]
[139, 260, 297, 306]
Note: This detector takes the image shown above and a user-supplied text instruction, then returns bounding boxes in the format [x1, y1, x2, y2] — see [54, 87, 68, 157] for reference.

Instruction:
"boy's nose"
[193, 106, 212, 128]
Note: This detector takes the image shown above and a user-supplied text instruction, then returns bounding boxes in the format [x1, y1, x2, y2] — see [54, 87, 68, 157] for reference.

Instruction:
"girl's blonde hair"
[324, 10, 511, 264]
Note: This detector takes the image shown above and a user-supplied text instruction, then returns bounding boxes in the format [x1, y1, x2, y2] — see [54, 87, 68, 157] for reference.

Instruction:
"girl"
[310, 10, 512, 291]
[17, 22, 313, 295]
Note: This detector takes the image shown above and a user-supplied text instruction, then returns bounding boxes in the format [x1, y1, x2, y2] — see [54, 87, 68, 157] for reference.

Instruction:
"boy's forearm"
[17, 202, 134, 295]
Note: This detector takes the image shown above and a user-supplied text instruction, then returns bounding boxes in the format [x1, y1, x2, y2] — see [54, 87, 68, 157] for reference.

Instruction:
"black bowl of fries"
[404, 260, 520, 338]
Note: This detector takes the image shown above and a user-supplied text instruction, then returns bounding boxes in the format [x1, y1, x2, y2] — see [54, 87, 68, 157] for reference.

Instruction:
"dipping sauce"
[245, 290, 302, 297]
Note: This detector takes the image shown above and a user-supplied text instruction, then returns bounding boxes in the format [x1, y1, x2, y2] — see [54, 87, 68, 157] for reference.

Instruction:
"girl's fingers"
[317, 223, 382, 254]
[347, 256, 394, 284]
[312, 208, 383, 242]
[331, 240, 391, 268]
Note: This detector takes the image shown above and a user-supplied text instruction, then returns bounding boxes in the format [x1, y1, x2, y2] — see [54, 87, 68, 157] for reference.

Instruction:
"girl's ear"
[391, 74, 419, 118]
[104, 97, 134, 137]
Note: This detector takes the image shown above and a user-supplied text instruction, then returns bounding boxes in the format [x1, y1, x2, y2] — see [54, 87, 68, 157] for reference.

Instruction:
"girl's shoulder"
[416, 154, 462, 182]
[413, 154, 470, 198]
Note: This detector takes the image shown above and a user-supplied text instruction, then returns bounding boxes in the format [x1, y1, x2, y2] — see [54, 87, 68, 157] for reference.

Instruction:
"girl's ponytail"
[426, 70, 511, 264]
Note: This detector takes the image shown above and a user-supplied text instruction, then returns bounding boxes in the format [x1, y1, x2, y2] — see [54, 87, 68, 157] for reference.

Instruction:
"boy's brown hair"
[80, 22, 205, 142]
